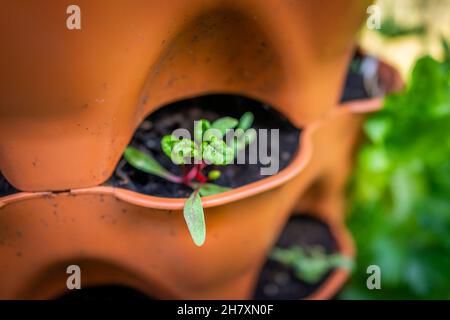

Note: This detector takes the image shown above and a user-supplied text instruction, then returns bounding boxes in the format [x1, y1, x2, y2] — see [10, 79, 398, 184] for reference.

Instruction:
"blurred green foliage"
[378, 17, 426, 38]
[341, 44, 450, 299]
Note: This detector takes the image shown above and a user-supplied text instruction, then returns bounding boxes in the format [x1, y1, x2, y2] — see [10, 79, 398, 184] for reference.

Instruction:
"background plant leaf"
[271, 246, 353, 284]
[342, 51, 450, 299]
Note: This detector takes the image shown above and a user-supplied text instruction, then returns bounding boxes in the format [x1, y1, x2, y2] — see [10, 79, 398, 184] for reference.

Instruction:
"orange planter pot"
[0, 47, 402, 299]
[0, 0, 370, 191]
[0, 1, 398, 300]
[0, 101, 375, 300]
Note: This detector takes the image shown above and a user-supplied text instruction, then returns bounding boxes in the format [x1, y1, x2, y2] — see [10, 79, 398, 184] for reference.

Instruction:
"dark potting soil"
[107, 95, 301, 198]
[0, 173, 18, 197]
[253, 215, 338, 300]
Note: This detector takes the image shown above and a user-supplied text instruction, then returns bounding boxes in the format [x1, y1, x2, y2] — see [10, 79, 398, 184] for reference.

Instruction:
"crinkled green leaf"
[170, 138, 198, 165]
[202, 137, 234, 165]
[183, 191, 206, 246]
[161, 135, 178, 158]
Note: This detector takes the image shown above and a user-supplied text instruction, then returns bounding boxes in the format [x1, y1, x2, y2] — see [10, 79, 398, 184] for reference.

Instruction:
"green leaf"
[194, 119, 211, 142]
[271, 246, 353, 284]
[170, 139, 198, 165]
[377, 17, 426, 38]
[230, 129, 257, 155]
[123, 146, 171, 180]
[183, 191, 206, 246]
[203, 128, 224, 142]
[198, 183, 230, 196]
[161, 135, 178, 158]
[202, 137, 234, 165]
[237, 112, 254, 131]
[343, 51, 450, 299]
[211, 116, 238, 135]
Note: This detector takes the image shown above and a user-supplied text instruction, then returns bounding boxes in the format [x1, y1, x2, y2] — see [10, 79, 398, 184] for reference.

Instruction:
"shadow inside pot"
[0, 172, 18, 197]
[253, 214, 348, 300]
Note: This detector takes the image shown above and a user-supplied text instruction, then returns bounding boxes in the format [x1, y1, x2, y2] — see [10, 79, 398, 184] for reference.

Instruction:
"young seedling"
[270, 245, 354, 284]
[123, 112, 256, 246]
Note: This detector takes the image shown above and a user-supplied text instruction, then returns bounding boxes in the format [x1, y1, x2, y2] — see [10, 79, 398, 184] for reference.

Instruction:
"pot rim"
[0, 102, 381, 210]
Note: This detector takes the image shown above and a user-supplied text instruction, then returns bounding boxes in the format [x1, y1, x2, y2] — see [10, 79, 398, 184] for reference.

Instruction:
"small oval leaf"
[237, 112, 254, 131]
[183, 191, 206, 246]
[194, 119, 211, 142]
[211, 116, 238, 135]
[123, 147, 171, 179]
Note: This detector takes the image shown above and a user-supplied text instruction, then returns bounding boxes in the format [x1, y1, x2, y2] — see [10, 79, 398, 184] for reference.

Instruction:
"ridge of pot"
[0, 0, 371, 192]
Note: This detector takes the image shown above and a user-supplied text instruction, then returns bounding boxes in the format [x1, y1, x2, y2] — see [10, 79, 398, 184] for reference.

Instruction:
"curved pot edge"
[0, 101, 383, 210]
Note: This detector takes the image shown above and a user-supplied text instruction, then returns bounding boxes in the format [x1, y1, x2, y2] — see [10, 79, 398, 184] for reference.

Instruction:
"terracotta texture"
[0, 0, 371, 191]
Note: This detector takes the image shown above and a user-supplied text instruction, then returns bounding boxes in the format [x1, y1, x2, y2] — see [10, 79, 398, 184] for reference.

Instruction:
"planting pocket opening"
[340, 49, 402, 103]
[107, 94, 302, 199]
[254, 214, 351, 300]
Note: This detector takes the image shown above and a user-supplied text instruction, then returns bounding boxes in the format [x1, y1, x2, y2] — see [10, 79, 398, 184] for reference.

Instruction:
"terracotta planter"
[0, 101, 369, 300]
[0, 0, 371, 191]
[0, 50, 402, 300]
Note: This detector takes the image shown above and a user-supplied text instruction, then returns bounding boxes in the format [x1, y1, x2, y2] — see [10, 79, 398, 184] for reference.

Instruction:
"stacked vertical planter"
[0, 0, 385, 299]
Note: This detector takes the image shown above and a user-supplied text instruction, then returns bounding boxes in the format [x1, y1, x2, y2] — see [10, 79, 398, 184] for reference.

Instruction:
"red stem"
[183, 165, 198, 185]
[195, 170, 208, 183]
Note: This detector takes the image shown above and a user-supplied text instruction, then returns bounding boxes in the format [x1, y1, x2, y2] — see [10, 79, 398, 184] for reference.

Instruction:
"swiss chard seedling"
[123, 112, 255, 246]
[270, 245, 354, 284]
